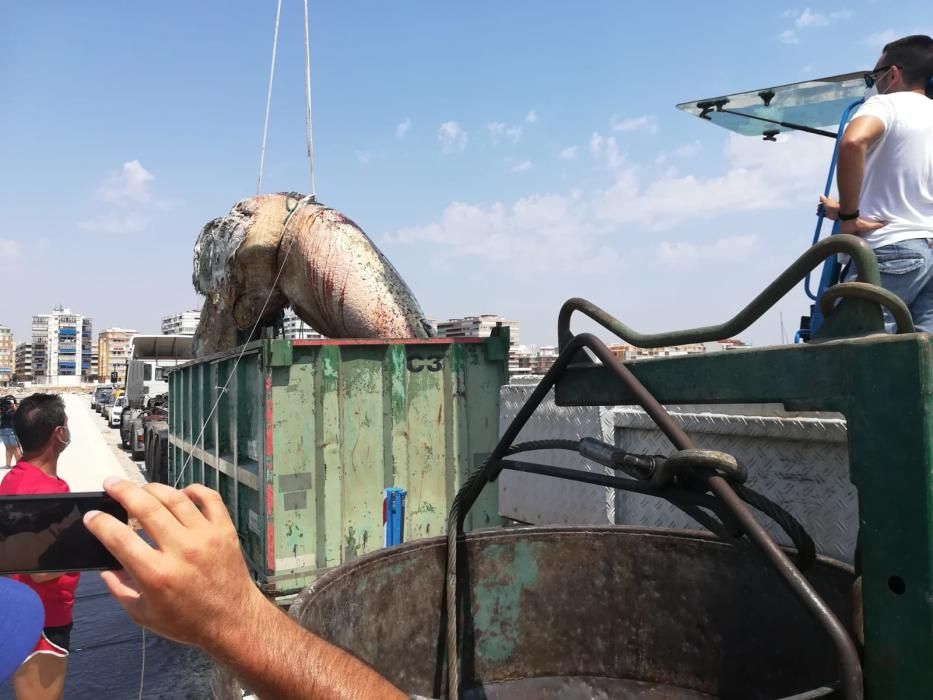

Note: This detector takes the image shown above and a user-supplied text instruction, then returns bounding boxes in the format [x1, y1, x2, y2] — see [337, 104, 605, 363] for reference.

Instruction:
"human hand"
[84, 478, 265, 650]
[840, 217, 885, 236]
[818, 195, 840, 220]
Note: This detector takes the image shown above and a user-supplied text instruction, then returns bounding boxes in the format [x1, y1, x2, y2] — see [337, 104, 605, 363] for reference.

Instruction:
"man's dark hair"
[13, 393, 66, 452]
[882, 34, 933, 88]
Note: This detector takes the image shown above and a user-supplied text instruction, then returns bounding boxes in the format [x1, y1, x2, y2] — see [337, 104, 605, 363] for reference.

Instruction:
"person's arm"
[85, 479, 405, 700]
[836, 115, 887, 236]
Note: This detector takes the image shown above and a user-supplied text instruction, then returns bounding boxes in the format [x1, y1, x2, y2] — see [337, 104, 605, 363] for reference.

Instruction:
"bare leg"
[4, 445, 13, 467]
[12, 655, 68, 700]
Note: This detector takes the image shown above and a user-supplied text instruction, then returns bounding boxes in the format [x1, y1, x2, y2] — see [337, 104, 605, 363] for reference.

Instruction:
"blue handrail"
[803, 98, 864, 337]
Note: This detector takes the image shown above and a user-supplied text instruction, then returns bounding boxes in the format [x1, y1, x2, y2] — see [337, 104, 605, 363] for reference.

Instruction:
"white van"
[121, 335, 194, 458]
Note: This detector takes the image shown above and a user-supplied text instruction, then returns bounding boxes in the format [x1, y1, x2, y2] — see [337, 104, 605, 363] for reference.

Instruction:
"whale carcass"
[192, 193, 432, 356]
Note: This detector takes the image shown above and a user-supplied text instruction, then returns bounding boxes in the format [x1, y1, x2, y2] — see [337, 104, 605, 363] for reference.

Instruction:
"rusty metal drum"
[290, 526, 854, 699]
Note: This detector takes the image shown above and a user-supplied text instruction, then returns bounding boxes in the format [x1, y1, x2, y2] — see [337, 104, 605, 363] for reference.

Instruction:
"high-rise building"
[435, 315, 519, 344]
[14, 343, 32, 383]
[0, 326, 14, 387]
[435, 314, 520, 372]
[282, 308, 324, 340]
[31, 307, 94, 385]
[530, 345, 559, 374]
[161, 310, 201, 336]
[98, 328, 137, 384]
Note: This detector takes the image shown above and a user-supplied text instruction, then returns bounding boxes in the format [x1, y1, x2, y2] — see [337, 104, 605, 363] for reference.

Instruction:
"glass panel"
[676, 71, 866, 138]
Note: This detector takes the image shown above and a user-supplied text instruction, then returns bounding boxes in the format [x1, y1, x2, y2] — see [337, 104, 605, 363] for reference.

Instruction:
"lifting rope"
[256, 0, 316, 198]
[256, 0, 282, 195]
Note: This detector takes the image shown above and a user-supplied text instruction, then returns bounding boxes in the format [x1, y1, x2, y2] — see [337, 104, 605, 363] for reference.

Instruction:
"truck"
[119, 335, 193, 459]
[166, 334, 509, 598]
[199, 71, 932, 698]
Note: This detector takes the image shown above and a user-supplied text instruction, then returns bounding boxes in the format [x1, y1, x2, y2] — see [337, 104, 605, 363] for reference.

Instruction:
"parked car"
[91, 386, 112, 411]
[107, 397, 127, 427]
[97, 392, 113, 415]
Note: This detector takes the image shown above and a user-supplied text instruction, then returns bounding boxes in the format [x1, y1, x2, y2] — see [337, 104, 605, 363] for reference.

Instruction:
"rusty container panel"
[291, 527, 854, 699]
[168, 336, 508, 595]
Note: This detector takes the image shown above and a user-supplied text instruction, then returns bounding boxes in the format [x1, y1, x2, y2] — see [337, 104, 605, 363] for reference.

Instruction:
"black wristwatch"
[838, 209, 860, 221]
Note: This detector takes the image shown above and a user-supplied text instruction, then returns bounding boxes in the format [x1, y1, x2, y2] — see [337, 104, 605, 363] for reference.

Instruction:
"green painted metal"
[168, 334, 508, 595]
[554, 333, 933, 699]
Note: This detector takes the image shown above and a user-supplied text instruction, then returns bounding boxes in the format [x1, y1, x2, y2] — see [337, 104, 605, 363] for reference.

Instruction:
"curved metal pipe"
[558, 234, 880, 352]
[819, 281, 915, 334]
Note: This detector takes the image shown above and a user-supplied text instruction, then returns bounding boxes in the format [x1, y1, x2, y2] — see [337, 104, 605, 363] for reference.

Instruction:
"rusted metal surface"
[291, 527, 853, 700]
[448, 331, 862, 699]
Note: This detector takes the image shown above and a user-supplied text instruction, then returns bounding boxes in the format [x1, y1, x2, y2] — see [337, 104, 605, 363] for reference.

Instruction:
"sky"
[1, 1, 930, 348]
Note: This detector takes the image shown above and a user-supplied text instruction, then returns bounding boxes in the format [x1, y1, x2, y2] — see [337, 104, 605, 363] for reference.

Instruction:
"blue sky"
[1, 2, 929, 347]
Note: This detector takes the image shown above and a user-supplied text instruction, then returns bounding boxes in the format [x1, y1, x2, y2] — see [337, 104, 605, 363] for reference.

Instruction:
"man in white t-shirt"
[819, 34, 933, 332]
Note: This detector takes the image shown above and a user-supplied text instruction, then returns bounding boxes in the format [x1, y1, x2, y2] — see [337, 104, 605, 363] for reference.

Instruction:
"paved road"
[59, 393, 146, 491]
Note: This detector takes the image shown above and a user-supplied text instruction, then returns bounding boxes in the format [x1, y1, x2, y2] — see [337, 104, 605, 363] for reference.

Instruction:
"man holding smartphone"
[0, 394, 77, 700]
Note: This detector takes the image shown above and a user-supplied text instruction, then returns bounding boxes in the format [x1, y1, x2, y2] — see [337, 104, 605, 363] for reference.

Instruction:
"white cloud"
[611, 115, 658, 134]
[438, 121, 468, 153]
[673, 141, 702, 158]
[0, 239, 21, 260]
[559, 146, 578, 160]
[524, 110, 538, 124]
[395, 117, 411, 139]
[781, 8, 851, 43]
[795, 8, 828, 28]
[385, 193, 619, 274]
[386, 131, 831, 273]
[592, 132, 830, 229]
[861, 28, 899, 47]
[487, 121, 523, 145]
[511, 160, 533, 173]
[589, 132, 624, 169]
[79, 160, 172, 234]
[95, 160, 155, 204]
[657, 235, 759, 266]
[355, 150, 373, 165]
[794, 8, 850, 28]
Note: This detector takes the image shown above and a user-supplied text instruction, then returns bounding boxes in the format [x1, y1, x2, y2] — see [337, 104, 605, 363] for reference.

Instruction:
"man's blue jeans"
[855, 238, 933, 333]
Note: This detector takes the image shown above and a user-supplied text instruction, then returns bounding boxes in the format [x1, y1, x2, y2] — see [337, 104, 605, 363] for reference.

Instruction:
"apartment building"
[98, 328, 137, 384]
[282, 308, 324, 340]
[161, 310, 201, 336]
[435, 315, 520, 345]
[14, 343, 32, 383]
[0, 326, 14, 387]
[32, 307, 94, 385]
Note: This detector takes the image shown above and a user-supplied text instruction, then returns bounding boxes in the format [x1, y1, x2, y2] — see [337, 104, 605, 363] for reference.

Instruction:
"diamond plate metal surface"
[613, 408, 855, 563]
[499, 382, 856, 563]
[498, 383, 616, 525]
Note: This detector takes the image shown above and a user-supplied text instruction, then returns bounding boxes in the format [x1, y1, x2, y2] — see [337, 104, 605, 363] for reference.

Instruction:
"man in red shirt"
[0, 394, 77, 700]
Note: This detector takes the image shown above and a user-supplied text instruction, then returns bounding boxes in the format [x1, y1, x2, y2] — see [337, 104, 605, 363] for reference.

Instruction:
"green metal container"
[167, 334, 509, 597]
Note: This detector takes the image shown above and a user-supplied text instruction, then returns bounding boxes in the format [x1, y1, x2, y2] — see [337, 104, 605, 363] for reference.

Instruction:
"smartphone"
[0, 492, 127, 574]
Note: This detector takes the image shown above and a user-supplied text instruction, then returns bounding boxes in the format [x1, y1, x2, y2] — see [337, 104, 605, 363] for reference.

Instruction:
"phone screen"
[0, 493, 127, 574]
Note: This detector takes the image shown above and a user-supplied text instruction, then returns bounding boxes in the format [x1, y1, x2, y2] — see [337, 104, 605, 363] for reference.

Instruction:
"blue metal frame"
[800, 98, 864, 339]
